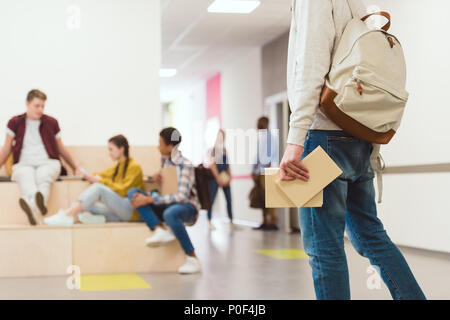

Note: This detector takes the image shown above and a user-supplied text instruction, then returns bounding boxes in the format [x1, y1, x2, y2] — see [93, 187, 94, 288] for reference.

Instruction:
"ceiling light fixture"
[160, 68, 177, 78]
[207, 0, 261, 14]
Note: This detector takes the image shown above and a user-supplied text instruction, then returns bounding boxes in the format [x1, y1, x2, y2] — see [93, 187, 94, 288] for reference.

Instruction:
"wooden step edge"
[0, 222, 148, 231]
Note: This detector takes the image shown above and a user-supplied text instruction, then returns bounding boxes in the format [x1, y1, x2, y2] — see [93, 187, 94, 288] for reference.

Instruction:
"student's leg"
[259, 175, 269, 226]
[261, 208, 268, 225]
[88, 203, 121, 222]
[61, 183, 103, 217]
[207, 179, 219, 220]
[11, 164, 38, 204]
[345, 174, 426, 300]
[298, 130, 350, 300]
[12, 164, 39, 224]
[90, 188, 133, 222]
[299, 179, 349, 300]
[127, 188, 162, 230]
[259, 174, 277, 227]
[76, 183, 112, 211]
[163, 203, 197, 255]
[268, 208, 278, 226]
[62, 183, 117, 218]
[54, 183, 101, 221]
[35, 160, 61, 204]
[222, 186, 233, 220]
[47, 183, 128, 226]
[73, 183, 132, 221]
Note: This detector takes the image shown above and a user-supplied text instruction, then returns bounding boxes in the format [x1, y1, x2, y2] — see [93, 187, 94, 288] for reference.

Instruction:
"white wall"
[366, 0, 450, 252]
[378, 173, 450, 253]
[219, 48, 264, 224]
[170, 82, 207, 166]
[0, 0, 161, 146]
[166, 49, 265, 225]
[369, 0, 450, 166]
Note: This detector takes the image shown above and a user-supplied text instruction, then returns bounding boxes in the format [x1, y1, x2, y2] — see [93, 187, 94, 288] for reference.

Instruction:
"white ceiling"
[160, 0, 292, 101]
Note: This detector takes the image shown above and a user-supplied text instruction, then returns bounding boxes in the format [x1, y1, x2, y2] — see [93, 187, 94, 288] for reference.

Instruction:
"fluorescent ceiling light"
[160, 68, 177, 78]
[208, 0, 261, 14]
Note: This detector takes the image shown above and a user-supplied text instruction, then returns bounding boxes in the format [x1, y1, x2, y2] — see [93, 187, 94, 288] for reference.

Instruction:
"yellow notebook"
[265, 168, 323, 208]
[273, 146, 342, 208]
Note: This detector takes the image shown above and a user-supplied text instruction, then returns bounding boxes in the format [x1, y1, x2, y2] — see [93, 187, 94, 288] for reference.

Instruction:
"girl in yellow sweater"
[44, 135, 144, 226]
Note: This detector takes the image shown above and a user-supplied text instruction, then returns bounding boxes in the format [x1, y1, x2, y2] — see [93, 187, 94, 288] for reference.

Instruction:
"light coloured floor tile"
[0, 212, 448, 300]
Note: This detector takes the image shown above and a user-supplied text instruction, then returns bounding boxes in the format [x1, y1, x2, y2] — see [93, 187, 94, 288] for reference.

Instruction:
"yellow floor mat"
[77, 273, 151, 291]
[256, 249, 308, 260]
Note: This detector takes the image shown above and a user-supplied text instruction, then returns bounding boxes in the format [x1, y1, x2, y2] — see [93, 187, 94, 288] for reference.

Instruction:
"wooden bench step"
[0, 223, 185, 278]
[0, 180, 158, 226]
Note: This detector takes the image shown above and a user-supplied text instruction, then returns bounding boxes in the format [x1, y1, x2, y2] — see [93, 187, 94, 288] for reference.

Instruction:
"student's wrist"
[146, 196, 155, 205]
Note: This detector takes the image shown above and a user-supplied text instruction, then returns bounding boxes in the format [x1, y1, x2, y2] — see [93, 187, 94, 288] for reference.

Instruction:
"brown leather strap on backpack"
[320, 85, 396, 145]
[361, 11, 391, 32]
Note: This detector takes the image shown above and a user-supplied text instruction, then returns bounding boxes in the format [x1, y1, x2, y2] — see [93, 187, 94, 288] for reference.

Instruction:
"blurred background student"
[252, 116, 279, 231]
[128, 127, 202, 274]
[0, 89, 79, 225]
[204, 129, 233, 230]
[44, 135, 144, 225]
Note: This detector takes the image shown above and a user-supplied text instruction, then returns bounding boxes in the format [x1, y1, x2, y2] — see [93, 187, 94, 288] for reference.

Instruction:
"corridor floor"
[0, 213, 448, 300]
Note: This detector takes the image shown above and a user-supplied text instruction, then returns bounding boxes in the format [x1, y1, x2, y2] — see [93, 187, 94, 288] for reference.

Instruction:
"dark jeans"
[299, 130, 426, 300]
[128, 188, 197, 255]
[207, 179, 233, 221]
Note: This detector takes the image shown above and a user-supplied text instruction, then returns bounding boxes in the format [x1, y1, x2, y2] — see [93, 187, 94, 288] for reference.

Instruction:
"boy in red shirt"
[0, 89, 79, 225]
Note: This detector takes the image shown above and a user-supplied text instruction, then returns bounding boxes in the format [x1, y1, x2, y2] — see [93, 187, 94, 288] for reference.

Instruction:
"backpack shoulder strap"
[370, 143, 385, 204]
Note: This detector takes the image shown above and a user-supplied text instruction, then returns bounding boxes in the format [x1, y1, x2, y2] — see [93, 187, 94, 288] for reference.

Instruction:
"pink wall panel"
[206, 73, 222, 125]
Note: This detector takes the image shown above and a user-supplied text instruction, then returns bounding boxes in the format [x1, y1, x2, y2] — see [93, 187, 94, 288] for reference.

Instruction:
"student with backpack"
[280, 0, 425, 300]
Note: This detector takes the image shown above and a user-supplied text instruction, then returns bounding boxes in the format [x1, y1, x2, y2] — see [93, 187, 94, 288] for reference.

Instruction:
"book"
[267, 145, 343, 208]
[265, 168, 323, 208]
[160, 166, 178, 195]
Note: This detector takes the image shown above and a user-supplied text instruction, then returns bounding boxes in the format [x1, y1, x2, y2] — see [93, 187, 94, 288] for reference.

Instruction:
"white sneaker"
[44, 209, 74, 226]
[78, 213, 106, 225]
[209, 221, 216, 231]
[145, 227, 176, 248]
[178, 256, 202, 274]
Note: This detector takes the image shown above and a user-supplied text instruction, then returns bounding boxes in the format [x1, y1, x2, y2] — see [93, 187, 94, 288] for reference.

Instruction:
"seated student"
[44, 135, 144, 226]
[0, 89, 79, 225]
[128, 127, 201, 274]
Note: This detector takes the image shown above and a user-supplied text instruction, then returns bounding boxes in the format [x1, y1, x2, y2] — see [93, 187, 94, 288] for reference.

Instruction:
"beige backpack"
[320, 0, 408, 203]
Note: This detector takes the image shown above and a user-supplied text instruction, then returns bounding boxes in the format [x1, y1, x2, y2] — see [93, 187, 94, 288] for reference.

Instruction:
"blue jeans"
[207, 179, 233, 221]
[127, 188, 197, 255]
[78, 183, 133, 222]
[299, 130, 426, 300]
